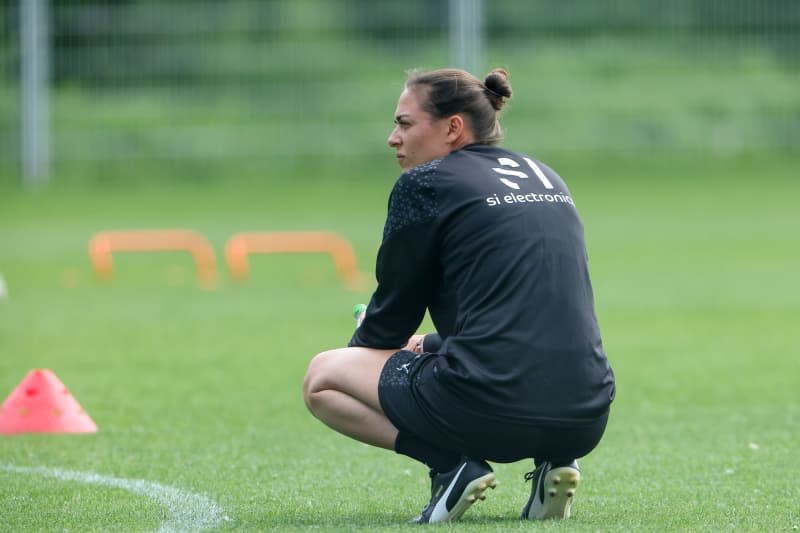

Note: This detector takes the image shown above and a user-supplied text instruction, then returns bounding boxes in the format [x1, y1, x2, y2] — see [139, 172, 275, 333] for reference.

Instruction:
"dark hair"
[405, 67, 512, 145]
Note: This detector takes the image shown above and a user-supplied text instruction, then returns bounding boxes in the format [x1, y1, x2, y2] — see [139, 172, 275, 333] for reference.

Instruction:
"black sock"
[536, 458, 575, 468]
[395, 431, 461, 473]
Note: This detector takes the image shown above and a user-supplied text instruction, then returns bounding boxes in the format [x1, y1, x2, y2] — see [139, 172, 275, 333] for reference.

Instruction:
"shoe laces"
[523, 462, 547, 483]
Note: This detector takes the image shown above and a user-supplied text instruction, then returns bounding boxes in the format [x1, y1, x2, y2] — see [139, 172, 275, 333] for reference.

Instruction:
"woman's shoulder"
[385, 160, 443, 239]
[397, 158, 443, 182]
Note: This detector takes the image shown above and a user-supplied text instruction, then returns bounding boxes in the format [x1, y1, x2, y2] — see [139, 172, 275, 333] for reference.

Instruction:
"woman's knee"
[302, 350, 333, 408]
[302, 346, 393, 413]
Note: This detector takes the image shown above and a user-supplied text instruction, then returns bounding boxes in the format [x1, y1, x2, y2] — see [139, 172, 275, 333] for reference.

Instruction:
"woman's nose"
[387, 128, 401, 147]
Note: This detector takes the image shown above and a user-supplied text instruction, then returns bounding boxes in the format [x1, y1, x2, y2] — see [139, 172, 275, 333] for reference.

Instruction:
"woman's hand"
[404, 334, 426, 353]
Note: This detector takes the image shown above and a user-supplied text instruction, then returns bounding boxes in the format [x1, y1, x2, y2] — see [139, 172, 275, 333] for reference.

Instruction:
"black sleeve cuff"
[422, 333, 442, 352]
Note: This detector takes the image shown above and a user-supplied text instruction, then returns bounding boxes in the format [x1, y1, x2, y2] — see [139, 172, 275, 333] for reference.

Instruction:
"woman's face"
[387, 88, 452, 171]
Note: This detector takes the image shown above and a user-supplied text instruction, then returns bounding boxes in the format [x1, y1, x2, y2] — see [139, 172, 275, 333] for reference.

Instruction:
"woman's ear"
[446, 114, 466, 143]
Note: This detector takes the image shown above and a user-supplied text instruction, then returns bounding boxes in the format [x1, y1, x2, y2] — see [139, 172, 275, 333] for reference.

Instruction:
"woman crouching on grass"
[303, 67, 615, 524]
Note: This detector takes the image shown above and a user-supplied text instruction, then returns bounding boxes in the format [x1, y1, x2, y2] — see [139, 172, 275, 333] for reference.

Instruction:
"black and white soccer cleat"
[521, 460, 581, 520]
[412, 458, 496, 524]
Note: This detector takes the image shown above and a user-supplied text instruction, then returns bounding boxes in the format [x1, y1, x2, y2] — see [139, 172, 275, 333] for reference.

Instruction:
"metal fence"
[1, 0, 799, 186]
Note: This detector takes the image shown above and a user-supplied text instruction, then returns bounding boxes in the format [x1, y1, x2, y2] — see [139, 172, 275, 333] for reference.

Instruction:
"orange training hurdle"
[88, 229, 217, 288]
[225, 231, 365, 290]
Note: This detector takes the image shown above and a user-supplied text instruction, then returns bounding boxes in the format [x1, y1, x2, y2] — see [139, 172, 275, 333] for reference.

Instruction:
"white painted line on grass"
[1, 463, 227, 533]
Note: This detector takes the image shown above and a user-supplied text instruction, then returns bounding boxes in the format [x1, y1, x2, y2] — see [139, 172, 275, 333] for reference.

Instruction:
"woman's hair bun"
[484, 68, 512, 111]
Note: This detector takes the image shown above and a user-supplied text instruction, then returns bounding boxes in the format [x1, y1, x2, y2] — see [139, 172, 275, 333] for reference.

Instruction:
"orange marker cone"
[0, 369, 98, 434]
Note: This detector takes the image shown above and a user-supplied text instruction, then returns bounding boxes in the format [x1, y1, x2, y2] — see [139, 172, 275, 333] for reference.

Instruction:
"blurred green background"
[1, 0, 799, 188]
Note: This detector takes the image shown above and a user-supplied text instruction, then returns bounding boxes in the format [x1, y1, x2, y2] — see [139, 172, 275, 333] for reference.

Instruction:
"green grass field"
[1, 154, 799, 532]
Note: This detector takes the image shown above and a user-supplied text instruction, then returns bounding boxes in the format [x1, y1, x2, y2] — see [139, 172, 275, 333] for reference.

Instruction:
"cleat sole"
[443, 472, 497, 523]
[538, 467, 580, 519]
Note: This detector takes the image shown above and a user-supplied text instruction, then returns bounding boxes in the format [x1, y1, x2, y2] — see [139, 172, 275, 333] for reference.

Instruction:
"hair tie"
[483, 84, 502, 98]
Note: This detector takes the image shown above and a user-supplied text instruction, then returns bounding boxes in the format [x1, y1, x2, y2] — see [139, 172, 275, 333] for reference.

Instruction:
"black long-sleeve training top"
[350, 144, 615, 425]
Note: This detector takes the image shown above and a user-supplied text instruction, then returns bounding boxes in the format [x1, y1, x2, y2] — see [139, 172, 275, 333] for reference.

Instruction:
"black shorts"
[378, 350, 609, 463]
